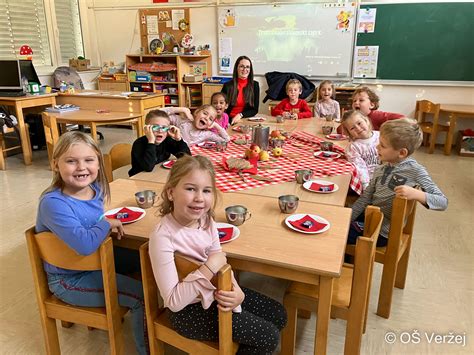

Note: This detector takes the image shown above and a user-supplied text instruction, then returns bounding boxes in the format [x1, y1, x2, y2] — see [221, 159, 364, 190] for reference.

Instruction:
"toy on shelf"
[20, 45, 33, 60]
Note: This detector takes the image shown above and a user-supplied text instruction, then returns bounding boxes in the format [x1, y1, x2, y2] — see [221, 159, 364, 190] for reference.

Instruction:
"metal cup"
[278, 195, 299, 214]
[225, 205, 251, 226]
[216, 141, 228, 152]
[295, 169, 313, 184]
[322, 125, 333, 135]
[320, 141, 334, 152]
[240, 125, 251, 134]
[135, 190, 156, 209]
[276, 115, 284, 123]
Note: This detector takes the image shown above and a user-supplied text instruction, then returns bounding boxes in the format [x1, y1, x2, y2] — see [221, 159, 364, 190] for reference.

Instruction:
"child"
[349, 118, 448, 247]
[129, 109, 191, 176]
[341, 110, 380, 190]
[271, 79, 312, 119]
[149, 155, 287, 354]
[35, 131, 147, 355]
[163, 105, 230, 146]
[351, 86, 403, 130]
[210, 92, 230, 130]
[314, 80, 341, 121]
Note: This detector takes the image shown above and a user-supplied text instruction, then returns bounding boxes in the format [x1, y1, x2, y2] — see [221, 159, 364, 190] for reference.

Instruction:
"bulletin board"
[139, 8, 191, 54]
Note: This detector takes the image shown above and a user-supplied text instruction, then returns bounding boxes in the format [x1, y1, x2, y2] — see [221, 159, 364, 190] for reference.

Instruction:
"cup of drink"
[225, 205, 251, 226]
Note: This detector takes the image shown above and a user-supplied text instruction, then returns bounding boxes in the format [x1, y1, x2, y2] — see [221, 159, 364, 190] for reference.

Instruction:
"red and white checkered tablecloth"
[190, 131, 362, 194]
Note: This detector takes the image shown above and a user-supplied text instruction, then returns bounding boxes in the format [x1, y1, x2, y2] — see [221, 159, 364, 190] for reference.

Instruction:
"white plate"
[161, 160, 175, 169]
[247, 116, 266, 122]
[314, 151, 341, 159]
[303, 179, 339, 194]
[104, 206, 146, 224]
[197, 141, 216, 148]
[285, 214, 330, 234]
[215, 222, 240, 244]
[325, 134, 347, 140]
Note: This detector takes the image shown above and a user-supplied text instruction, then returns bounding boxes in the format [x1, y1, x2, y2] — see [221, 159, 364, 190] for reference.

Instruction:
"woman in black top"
[221, 55, 260, 125]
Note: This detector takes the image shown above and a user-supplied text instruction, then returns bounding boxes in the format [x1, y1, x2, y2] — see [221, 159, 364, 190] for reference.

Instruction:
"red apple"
[270, 130, 281, 138]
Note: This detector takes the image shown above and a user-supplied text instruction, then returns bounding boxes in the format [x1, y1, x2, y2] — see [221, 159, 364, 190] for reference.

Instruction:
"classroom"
[0, 0, 472, 354]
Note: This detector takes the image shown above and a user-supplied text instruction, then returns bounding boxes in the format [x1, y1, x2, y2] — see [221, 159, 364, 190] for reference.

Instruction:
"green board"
[356, 3, 473, 81]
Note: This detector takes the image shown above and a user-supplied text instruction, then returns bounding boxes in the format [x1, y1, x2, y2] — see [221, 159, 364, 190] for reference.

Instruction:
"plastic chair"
[25, 227, 128, 355]
[139, 242, 238, 355]
[345, 196, 417, 319]
[281, 206, 383, 355]
[415, 100, 449, 154]
[103, 143, 132, 182]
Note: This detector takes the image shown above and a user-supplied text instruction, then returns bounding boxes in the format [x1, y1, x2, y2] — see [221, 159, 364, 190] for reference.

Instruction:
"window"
[0, 0, 84, 70]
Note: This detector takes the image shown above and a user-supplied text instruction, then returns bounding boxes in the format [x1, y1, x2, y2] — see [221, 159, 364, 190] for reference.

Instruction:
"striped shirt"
[351, 157, 448, 238]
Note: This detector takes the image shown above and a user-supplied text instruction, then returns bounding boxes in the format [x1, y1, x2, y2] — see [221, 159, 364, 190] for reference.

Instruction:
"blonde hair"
[340, 109, 373, 141]
[351, 86, 380, 110]
[194, 104, 217, 121]
[380, 118, 423, 155]
[317, 80, 336, 100]
[41, 131, 110, 202]
[145, 109, 169, 124]
[286, 79, 302, 93]
[159, 155, 219, 228]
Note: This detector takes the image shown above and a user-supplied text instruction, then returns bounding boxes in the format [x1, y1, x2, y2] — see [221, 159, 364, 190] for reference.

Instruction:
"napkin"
[198, 141, 216, 149]
[106, 207, 143, 223]
[310, 182, 335, 192]
[163, 160, 175, 168]
[218, 227, 234, 243]
[289, 215, 328, 232]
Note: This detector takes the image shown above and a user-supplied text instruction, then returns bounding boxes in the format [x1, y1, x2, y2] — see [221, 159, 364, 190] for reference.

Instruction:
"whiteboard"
[217, 2, 356, 78]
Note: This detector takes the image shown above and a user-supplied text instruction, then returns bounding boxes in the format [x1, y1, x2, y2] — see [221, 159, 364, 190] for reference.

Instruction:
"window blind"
[54, 0, 84, 64]
[0, 0, 52, 66]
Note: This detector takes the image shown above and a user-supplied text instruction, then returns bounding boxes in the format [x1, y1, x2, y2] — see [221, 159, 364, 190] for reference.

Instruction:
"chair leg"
[428, 128, 437, 154]
[395, 241, 412, 289]
[0, 134, 6, 170]
[41, 316, 61, 355]
[281, 302, 297, 355]
[344, 311, 364, 355]
[61, 321, 74, 328]
[377, 261, 398, 319]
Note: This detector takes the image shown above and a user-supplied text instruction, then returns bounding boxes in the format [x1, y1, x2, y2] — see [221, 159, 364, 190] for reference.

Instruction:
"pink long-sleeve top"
[149, 214, 241, 313]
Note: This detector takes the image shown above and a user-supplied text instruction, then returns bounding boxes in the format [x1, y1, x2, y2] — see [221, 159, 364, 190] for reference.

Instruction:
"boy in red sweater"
[271, 79, 312, 119]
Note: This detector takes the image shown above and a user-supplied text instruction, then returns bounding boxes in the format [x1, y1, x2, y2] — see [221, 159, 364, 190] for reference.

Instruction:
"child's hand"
[144, 125, 155, 144]
[106, 218, 124, 240]
[394, 185, 426, 204]
[290, 113, 298, 120]
[205, 252, 227, 274]
[215, 282, 245, 311]
[168, 125, 181, 141]
[181, 108, 193, 121]
[283, 111, 291, 119]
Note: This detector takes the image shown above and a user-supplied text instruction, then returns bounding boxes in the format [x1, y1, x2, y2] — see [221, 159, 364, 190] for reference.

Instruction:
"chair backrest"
[104, 143, 132, 182]
[42, 113, 60, 169]
[52, 66, 84, 89]
[139, 243, 234, 354]
[385, 196, 417, 254]
[415, 100, 440, 125]
[350, 206, 383, 309]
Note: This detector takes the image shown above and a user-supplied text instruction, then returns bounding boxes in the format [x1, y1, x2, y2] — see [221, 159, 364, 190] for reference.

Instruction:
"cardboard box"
[183, 74, 203, 82]
[69, 58, 90, 71]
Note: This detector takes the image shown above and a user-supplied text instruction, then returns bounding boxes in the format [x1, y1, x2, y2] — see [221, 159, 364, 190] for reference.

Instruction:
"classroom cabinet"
[125, 54, 212, 108]
[202, 83, 223, 104]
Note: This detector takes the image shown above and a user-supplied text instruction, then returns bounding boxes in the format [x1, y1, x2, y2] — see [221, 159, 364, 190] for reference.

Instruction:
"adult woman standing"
[221, 56, 260, 125]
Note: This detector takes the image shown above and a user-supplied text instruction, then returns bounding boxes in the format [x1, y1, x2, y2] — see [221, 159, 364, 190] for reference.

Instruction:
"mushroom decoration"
[20, 45, 33, 60]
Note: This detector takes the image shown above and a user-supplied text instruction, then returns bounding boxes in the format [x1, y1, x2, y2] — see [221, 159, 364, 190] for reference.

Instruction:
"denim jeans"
[46, 248, 147, 355]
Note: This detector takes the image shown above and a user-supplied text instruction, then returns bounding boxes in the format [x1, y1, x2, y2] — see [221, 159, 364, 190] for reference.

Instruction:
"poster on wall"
[358, 8, 376, 33]
[146, 15, 159, 34]
[172, 9, 185, 30]
[353, 45, 379, 78]
[219, 37, 232, 73]
[219, 8, 237, 28]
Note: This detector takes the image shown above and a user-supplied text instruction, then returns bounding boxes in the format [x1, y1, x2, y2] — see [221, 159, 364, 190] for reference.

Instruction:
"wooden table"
[107, 178, 351, 355]
[0, 93, 57, 165]
[56, 91, 165, 136]
[440, 104, 474, 155]
[42, 110, 142, 142]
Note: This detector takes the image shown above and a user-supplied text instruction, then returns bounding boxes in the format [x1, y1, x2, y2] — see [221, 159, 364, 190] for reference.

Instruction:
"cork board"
[139, 8, 191, 54]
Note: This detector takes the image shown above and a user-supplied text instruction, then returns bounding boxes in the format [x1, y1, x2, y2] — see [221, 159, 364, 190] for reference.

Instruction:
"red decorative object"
[20, 45, 33, 60]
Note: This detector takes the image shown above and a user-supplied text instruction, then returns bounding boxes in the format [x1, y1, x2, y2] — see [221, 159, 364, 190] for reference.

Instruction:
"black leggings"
[168, 287, 287, 355]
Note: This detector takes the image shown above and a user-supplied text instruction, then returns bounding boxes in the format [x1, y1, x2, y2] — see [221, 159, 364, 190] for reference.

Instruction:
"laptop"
[0, 60, 26, 97]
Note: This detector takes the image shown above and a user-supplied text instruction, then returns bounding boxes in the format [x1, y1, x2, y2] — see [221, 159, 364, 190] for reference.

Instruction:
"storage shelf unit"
[125, 54, 211, 108]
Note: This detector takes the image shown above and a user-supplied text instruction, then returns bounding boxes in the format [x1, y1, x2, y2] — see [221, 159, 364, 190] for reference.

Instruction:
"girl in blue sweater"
[36, 131, 147, 354]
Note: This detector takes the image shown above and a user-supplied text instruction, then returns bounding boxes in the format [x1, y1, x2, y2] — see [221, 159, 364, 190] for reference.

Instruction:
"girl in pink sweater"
[149, 155, 286, 354]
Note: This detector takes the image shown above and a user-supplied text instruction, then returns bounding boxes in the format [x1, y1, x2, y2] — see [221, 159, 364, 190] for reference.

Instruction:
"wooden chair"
[25, 227, 128, 355]
[42, 112, 60, 170]
[139, 242, 238, 355]
[346, 196, 417, 319]
[415, 100, 449, 154]
[0, 124, 30, 170]
[281, 206, 383, 355]
[104, 143, 132, 182]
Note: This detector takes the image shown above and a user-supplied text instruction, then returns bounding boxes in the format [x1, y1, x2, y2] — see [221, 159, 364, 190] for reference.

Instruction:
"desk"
[107, 178, 351, 355]
[440, 104, 474, 155]
[0, 93, 57, 165]
[56, 91, 165, 136]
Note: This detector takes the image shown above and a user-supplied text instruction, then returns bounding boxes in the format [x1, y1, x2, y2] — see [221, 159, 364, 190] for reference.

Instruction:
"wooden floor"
[1, 127, 472, 354]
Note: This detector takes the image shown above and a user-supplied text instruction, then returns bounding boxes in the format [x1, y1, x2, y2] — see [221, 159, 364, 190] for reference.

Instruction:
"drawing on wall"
[358, 8, 376, 33]
[146, 15, 159, 34]
[353, 46, 379, 78]
[336, 10, 353, 32]
[219, 8, 236, 28]
[158, 11, 170, 21]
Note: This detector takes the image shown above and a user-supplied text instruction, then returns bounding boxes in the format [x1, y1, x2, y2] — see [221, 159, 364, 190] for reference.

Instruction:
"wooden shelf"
[129, 81, 178, 84]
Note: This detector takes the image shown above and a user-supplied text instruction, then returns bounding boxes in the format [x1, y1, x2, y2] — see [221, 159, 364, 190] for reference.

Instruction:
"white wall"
[81, 1, 474, 134]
